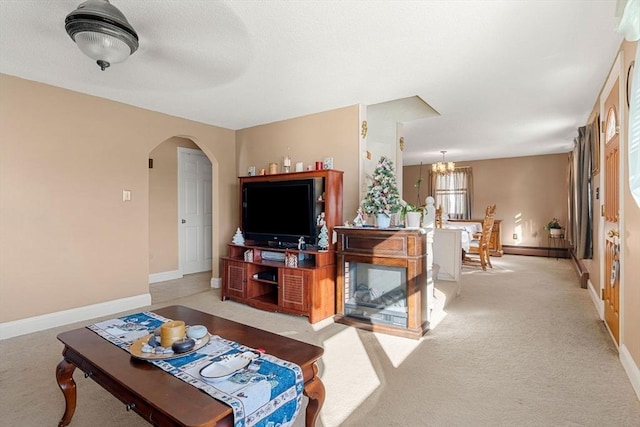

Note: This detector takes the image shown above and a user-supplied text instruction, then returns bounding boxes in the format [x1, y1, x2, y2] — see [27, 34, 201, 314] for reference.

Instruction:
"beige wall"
[236, 105, 361, 223]
[0, 75, 236, 323]
[2, 46, 638, 393]
[403, 153, 569, 248]
[149, 137, 200, 274]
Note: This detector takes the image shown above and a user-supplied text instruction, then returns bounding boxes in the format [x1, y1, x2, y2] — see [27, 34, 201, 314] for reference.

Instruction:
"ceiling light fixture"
[65, 0, 139, 71]
[432, 150, 455, 175]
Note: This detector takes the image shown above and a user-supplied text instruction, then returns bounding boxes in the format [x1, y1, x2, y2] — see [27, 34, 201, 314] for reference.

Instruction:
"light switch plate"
[123, 190, 131, 202]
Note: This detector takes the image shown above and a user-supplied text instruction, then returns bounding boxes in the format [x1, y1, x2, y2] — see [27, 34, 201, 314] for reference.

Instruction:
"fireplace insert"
[342, 262, 408, 327]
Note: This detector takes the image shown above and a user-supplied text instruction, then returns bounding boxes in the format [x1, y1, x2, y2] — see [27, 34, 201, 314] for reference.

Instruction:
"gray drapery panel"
[571, 125, 593, 259]
[567, 151, 575, 245]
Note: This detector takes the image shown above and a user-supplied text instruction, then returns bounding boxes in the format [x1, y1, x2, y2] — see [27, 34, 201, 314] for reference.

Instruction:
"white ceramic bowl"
[186, 324, 208, 339]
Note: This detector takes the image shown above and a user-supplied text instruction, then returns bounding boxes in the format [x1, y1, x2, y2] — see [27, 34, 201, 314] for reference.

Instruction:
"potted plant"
[362, 156, 402, 228]
[402, 161, 425, 228]
[545, 218, 563, 235]
[401, 202, 424, 228]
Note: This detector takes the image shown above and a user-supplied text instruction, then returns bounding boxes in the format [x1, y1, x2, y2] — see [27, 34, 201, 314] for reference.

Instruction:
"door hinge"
[601, 288, 605, 300]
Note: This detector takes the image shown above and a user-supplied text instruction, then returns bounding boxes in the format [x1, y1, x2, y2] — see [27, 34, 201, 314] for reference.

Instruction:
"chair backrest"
[479, 216, 495, 247]
[485, 204, 496, 218]
[479, 204, 497, 246]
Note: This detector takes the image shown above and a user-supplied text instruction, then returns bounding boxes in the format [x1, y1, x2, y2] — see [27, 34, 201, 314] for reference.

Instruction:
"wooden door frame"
[598, 51, 625, 345]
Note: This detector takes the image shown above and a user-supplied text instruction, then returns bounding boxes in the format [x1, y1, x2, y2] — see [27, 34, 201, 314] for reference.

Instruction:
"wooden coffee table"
[56, 305, 325, 426]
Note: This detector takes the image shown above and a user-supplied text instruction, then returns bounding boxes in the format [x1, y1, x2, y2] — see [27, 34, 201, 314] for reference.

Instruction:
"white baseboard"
[0, 293, 151, 340]
[149, 269, 182, 284]
[587, 278, 604, 319]
[620, 344, 640, 401]
[211, 277, 221, 288]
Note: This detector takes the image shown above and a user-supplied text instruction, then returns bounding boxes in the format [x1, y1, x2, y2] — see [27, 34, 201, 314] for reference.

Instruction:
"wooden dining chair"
[435, 205, 443, 228]
[463, 204, 496, 271]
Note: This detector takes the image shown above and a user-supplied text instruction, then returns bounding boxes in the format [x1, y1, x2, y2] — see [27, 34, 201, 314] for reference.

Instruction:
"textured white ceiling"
[0, 0, 624, 165]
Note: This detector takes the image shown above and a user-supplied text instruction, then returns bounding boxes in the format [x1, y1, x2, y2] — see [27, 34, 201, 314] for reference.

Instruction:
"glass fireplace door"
[343, 262, 408, 327]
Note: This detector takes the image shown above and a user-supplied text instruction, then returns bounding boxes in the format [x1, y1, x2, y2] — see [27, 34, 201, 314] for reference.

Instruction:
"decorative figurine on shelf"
[286, 253, 298, 267]
[353, 207, 365, 227]
[317, 224, 329, 251]
[232, 227, 245, 245]
[423, 196, 436, 229]
[316, 212, 326, 228]
[298, 236, 306, 250]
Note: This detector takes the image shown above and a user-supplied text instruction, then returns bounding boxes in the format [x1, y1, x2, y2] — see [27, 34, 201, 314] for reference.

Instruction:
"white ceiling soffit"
[367, 96, 439, 145]
[0, 1, 624, 165]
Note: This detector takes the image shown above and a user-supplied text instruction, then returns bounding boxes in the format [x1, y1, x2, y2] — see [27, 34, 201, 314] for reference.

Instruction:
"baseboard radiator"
[502, 245, 569, 258]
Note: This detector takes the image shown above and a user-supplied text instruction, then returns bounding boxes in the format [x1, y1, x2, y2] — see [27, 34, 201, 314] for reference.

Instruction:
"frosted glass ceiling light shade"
[65, 0, 139, 71]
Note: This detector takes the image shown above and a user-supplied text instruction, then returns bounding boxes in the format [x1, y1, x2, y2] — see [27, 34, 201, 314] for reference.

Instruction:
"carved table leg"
[56, 358, 77, 427]
[303, 364, 325, 427]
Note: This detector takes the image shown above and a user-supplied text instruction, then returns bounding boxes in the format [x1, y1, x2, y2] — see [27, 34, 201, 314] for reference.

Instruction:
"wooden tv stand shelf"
[222, 244, 336, 323]
[222, 169, 343, 323]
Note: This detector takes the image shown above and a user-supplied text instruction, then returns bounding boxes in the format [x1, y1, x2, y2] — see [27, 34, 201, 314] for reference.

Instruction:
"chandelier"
[432, 150, 455, 175]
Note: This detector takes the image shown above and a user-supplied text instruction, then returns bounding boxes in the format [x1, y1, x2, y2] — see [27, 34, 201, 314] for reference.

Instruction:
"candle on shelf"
[295, 162, 304, 172]
[282, 156, 291, 173]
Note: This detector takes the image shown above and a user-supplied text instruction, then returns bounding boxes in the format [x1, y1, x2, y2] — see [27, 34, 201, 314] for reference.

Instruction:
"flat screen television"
[242, 178, 322, 246]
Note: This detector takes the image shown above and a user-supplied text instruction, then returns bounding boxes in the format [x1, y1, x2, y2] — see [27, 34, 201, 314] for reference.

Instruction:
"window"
[628, 56, 639, 207]
[431, 168, 472, 219]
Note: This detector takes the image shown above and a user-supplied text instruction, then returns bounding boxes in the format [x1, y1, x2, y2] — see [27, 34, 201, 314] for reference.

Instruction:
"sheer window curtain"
[429, 167, 473, 219]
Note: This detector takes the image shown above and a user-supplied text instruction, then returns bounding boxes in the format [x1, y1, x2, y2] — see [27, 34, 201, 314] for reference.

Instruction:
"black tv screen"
[242, 178, 320, 245]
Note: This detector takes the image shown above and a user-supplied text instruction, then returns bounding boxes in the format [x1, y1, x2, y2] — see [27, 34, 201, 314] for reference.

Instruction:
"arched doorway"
[148, 137, 213, 285]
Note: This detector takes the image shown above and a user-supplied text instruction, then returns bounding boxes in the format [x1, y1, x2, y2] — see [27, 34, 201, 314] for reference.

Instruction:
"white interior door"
[178, 147, 212, 275]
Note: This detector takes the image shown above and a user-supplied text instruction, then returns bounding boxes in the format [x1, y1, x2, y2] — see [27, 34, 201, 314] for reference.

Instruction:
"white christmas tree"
[362, 156, 402, 217]
[232, 227, 245, 245]
[317, 224, 329, 251]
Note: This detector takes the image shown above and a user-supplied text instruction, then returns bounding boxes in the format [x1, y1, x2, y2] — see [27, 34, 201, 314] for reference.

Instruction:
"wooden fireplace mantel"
[334, 227, 430, 339]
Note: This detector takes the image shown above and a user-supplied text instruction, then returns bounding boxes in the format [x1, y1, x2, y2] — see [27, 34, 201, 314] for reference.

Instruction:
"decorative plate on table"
[129, 333, 210, 360]
[199, 351, 260, 382]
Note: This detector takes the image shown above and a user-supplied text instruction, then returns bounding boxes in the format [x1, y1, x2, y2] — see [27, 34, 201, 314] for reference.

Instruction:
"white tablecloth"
[444, 222, 481, 252]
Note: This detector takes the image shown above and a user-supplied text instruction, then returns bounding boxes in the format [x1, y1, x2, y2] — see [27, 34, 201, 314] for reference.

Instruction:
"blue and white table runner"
[88, 311, 303, 427]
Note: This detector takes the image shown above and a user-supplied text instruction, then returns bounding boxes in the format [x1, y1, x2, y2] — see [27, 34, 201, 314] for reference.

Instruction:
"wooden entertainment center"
[221, 169, 343, 323]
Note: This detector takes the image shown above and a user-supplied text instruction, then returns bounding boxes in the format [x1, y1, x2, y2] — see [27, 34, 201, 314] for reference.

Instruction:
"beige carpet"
[1, 255, 639, 426]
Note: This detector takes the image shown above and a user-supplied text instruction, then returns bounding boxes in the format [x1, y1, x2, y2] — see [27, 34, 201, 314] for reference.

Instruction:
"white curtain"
[430, 167, 473, 219]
